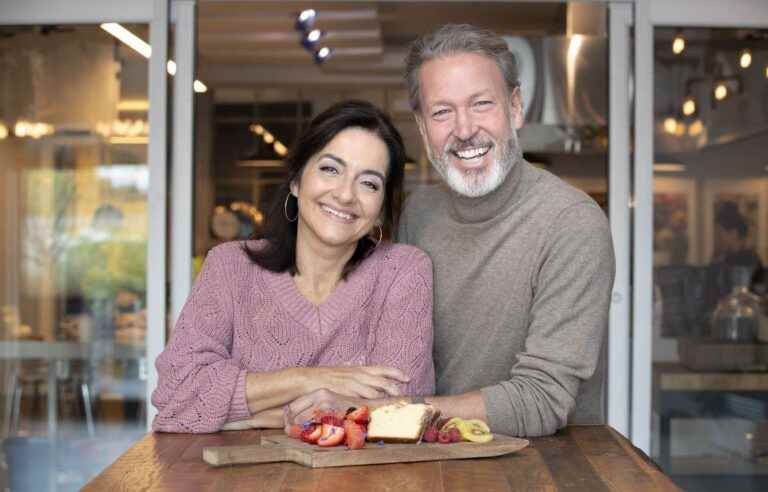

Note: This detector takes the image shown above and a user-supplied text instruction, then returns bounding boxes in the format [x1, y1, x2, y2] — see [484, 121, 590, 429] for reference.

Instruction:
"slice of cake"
[366, 401, 438, 443]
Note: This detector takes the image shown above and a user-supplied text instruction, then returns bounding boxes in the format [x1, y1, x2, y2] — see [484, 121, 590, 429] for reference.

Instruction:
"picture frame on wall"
[653, 177, 699, 267]
[702, 178, 768, 266]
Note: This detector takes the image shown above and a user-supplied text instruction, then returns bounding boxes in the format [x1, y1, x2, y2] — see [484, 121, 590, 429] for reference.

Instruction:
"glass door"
[649, 25, 768, 490]
[0, 2, 167, 490]
[635, 2, 768, 490]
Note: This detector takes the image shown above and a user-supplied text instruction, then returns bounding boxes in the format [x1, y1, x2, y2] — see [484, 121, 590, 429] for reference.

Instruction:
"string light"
[739, 49, 752, 69]
[663, 117, 678, 134]
[672, 34, 685, 55]
[688, 120, 703, 137]
[714, 83, 728, 101]
[682, 96, 696, 116]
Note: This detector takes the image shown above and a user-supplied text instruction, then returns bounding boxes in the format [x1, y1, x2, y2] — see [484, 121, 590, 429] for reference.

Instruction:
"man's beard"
[426, 126, 522, 198]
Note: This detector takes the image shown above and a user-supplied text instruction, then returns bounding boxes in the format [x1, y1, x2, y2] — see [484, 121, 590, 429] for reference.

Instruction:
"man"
[286, 24, 615, 437]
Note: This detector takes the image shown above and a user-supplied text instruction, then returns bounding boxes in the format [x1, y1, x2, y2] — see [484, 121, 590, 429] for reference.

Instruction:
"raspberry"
[422, 426, 439, 443]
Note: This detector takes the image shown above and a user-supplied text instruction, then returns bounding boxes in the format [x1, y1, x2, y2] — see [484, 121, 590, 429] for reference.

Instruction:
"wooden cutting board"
[203, 434, 529, 468]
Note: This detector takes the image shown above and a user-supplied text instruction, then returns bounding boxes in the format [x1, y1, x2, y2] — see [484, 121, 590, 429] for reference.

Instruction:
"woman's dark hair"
[242, 100, 406, 278]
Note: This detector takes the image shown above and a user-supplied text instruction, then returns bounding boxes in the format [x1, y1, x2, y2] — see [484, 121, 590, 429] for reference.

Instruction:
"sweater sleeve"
[369, 250, 436, 396]
[151, 246, 251, 433]
[481, 202, 615, 436]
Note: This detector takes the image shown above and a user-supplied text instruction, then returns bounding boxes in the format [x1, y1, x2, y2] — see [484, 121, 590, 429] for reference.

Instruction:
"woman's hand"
[304, 365, 409, 399]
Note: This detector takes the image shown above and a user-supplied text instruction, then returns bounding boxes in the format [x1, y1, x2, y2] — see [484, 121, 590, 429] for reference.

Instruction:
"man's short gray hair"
[404, 24, 520, 112]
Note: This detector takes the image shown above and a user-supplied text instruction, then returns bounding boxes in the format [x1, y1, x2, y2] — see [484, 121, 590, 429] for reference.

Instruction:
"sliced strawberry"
[287, 424, 303, 439]
[317, 424, 346, 447]
[343, 421, 366, 450]
[345, 406, 370, 424]
[422, 426, 439, 443]
[300, 424, 323, 444]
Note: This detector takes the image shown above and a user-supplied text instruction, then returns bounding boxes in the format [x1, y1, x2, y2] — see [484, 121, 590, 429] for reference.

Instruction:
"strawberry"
[287, 424, 303, 439]
[345, 406, 370, 424]
[437, 431, 452, 444]
[422, 426, 439, 443]
[447, 427, 462, 443]
[300, 424, 322, 444]
[317, 424, 346, 447]
[344, 421, 366, 450]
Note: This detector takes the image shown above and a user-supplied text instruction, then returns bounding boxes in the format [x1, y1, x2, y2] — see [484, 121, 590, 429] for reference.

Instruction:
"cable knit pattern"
[151, 240, 435, 433]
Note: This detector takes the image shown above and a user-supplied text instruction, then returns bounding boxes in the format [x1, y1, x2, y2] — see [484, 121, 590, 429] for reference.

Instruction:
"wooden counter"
[83, 425, 680, 491]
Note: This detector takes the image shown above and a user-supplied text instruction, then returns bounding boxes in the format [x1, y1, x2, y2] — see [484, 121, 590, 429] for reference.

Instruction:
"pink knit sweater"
[151, 240, 435, 433]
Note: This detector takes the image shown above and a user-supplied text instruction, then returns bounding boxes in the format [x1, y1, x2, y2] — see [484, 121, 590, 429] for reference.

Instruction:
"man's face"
[415, 52, 523, 198]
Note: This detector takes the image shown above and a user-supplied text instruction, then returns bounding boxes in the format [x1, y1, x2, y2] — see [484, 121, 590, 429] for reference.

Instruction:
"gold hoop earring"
[371, 224, 383, 248]
[284, 193, 297, 222]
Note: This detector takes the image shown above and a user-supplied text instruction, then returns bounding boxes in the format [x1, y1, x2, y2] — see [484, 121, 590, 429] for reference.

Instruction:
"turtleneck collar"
[446, 157, 535, 224]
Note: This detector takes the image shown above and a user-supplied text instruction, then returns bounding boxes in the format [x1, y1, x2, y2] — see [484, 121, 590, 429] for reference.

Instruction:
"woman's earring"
[284, 193, 297, 222]
[371, 224, 383, 248]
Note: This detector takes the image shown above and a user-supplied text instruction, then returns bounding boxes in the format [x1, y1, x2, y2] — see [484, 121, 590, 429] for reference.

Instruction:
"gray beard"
[426, 128, 522, 198]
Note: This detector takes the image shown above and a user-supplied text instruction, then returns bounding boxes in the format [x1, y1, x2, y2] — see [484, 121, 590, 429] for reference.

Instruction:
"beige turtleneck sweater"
[398, 159, 615, 437]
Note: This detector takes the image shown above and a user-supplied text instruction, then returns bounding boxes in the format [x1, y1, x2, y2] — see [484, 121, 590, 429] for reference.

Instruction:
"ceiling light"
[263, 132, 275, 144]
[273, 141, 288, 157]
[100, 23, 151, 58]
[764, 65, 768, 78]
[663, 117, 678, 134]
[102, 23, 209, 95]
[0, 122, 8, 140]
[714, 83, 728, 101]
[672, 34, 685, 55]
[682, 96, 696, 116]
[314, 47, 332, 64]
[296, 9, 317, 30]
[250, 124, 264, 135]
[302, 29, 324, 49]
[739, 49, 752, 69]
[688, 119, 703, 136]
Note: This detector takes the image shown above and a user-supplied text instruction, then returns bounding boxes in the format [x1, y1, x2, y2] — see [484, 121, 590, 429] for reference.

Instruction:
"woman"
[151, 100, 435, 433]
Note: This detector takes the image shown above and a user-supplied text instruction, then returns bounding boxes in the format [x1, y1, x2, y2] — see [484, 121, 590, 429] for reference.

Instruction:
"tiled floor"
[1, 417, 145, 491]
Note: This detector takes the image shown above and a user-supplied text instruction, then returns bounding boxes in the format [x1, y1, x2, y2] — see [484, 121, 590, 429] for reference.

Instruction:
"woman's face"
[291, 127, 389, 251]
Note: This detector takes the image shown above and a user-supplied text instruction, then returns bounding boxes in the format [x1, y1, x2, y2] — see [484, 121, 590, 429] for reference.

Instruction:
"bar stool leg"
[3, 364, 18, 436]
[10, 379, 22, 435]
[81, 382, 95, 437]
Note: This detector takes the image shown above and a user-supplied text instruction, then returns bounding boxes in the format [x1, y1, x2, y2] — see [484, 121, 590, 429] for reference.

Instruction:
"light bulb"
[682, 97, 696, 116]
[688, 120, 703, 137]
[740, 49, 752, 69]
[672, 35, 685, 55]
[714, 83, 728, 101]
[664, 117, 678, 134]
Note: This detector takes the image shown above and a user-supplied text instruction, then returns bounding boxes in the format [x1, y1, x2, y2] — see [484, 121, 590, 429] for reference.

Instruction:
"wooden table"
[83, 425, 680, 491]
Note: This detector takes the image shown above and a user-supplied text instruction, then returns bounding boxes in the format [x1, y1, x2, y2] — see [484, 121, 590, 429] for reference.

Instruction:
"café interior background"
[0, 1, 767, 490]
